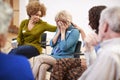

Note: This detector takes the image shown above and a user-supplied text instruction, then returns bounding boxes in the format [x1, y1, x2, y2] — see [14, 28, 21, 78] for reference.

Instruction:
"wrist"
[84, 45, 94, 52]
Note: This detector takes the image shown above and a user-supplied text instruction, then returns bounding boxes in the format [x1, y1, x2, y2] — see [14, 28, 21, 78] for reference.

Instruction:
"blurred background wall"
[4, 0, 120, 40]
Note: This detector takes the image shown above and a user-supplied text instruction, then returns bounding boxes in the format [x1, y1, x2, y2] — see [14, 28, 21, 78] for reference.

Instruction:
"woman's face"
[30, 11, 41, 23]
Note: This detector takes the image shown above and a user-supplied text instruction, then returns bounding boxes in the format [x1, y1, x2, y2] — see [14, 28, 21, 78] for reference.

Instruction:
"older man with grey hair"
[78, 6, 120, 80]
[0, 1, 34, 80]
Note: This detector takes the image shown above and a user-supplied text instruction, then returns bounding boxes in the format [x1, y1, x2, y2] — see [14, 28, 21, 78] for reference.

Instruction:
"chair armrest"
[40, 41, 50, 49]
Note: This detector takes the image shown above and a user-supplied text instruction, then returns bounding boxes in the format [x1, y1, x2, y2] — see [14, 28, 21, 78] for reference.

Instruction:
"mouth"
[34, 19, 39, 22]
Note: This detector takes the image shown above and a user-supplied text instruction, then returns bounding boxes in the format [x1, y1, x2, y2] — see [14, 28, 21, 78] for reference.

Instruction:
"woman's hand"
[57, 21, 67, 33]
[71, 22, 80, 29]
[72, 22, 86, 40]
[57, 21, 68, 40]
[84, 32, 98, 51]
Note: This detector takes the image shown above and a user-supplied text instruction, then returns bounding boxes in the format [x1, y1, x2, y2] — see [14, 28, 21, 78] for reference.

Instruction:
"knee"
[40, 64, 50, 71]
[34, 55, 46, 64]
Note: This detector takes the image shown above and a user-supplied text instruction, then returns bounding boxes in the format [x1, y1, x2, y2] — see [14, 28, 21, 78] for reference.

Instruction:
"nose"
[36, 16, 40, 19]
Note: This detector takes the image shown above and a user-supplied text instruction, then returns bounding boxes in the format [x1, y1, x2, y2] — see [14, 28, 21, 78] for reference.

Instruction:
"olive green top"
[17, 19, 57, 54]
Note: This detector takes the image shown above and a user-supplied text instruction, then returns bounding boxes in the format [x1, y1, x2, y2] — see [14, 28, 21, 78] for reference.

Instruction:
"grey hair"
[0, 0, 13, 34]
[55, 10, 72, 23]
[99, 6, 120, 32]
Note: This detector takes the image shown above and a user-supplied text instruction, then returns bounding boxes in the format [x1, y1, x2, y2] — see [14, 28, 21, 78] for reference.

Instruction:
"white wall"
[19, 0, 29, 24]
[20, 0, 120, 40]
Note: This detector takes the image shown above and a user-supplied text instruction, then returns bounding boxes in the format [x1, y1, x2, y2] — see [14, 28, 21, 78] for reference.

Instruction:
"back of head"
[89, 5, 106, 34]
[0, 0, 13, 34]
[100, 6, 120, 33]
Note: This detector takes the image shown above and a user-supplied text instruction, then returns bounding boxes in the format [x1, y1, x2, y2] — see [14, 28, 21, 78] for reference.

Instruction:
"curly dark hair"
[89, 5, 106, 34]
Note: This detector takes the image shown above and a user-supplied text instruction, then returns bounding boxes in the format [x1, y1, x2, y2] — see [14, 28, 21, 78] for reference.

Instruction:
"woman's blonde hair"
[55, 10, 72, 24]
[26, 1, 46, 18]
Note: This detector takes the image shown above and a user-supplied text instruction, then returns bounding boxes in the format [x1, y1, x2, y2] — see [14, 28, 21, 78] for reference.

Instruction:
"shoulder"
[73, 28, 79, 32]
[98, 45, 120, 64]
[12, 55, 30, 65]
[0, 53, 34, 80]
[70, 28, 80, 35]
[20, 19, 29, 25]
[70, 25, 80, 33]
[19, 19, 29, 28]
[38, 19, 47, 24]
[0, 53, 29, 65]
[0, 53, 31, 71]
[39, 19, 56, 27]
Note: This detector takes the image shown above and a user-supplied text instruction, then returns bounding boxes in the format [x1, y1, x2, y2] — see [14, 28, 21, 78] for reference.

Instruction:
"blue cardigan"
[50, 25, 80, 59]
[0, 52, 34, 80]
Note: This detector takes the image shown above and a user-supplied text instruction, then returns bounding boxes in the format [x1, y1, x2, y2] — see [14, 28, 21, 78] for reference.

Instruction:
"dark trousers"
[9, 45, 39, 59]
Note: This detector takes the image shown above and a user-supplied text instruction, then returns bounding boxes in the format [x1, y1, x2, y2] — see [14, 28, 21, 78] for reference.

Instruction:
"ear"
[103, 22, 109, 33]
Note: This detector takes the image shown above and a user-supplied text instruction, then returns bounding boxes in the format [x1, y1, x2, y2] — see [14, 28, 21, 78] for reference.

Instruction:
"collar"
[67, 24, 74, 31]
[100, 38, 120, 47]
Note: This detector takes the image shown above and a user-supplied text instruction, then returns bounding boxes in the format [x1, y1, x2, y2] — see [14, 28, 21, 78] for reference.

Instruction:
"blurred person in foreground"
[29, 10, 80, 80]
[78, 6, 120, 80]
[0, 1, 34, 80]
[50, 5, 106, 80]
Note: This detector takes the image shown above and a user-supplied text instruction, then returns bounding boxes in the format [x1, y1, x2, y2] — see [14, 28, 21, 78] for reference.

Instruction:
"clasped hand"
[57, 21, 68, 34]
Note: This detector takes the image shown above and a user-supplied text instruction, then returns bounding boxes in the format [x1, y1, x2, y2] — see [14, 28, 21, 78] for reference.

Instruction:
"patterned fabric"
[50, 58, 87, 80]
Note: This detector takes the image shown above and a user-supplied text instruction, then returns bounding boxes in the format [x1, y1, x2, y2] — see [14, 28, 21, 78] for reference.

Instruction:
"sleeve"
[84, 49, 97, 67]
[17, 20, 26, 45]
[44, 22, 57, 32]
[50, 39, 54, 47]
[49, 30, 59, 47]
[59, 29, 79, 51]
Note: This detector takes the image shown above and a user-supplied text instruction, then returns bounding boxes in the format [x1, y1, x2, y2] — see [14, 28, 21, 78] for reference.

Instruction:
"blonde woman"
[9, 1, 57, 58]
[30, 10, 80, 80]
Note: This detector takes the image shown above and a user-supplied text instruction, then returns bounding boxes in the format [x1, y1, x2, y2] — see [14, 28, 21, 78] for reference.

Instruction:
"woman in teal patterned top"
[9, 1, 57, 58]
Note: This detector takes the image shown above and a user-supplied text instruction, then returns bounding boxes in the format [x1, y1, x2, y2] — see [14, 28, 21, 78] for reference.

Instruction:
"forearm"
[52, 32, 60, 44]
[79, 28, 86, 40]
[84, 49, 97, 67]
[71, 23, 86, 40]
[61, 32, 66, 40]
[17, 30, 23, 45]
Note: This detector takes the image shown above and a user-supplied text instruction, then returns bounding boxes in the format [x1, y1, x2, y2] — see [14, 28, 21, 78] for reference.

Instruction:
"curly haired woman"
[9, 1, 57, 58]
